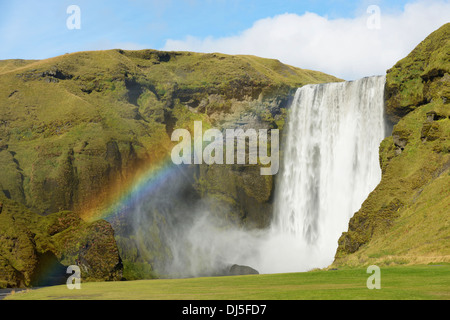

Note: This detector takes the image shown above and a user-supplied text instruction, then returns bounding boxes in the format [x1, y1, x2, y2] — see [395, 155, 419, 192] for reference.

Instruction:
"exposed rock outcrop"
[0, 196, 122, 288]
[228, 264, 259, 276]
[384, 23, 450, 124]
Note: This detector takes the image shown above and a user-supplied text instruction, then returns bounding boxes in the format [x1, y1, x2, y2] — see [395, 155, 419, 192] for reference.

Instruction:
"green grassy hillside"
[0, 59, 40, 74]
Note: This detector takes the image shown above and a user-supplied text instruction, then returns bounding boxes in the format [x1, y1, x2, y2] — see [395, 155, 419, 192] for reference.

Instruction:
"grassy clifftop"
[334, 23, 450, 267]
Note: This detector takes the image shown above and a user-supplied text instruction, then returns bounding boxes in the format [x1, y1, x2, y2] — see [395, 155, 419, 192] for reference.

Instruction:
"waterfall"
[118, 76, 387, 277]
[259, 76, 386, 273]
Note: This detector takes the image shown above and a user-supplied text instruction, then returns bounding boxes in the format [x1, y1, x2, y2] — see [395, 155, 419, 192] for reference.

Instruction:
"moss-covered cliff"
[384, 23, 450, 123]
[334, 23, 450, 267]
[0, 49, 339, 217]
[0, 195, 122, 288]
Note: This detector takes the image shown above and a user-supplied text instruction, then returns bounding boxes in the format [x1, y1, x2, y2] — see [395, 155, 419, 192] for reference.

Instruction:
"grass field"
[4, 264, 449, 300]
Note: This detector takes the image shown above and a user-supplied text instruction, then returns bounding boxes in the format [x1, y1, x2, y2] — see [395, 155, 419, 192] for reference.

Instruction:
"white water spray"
[258, 76, 386, 273]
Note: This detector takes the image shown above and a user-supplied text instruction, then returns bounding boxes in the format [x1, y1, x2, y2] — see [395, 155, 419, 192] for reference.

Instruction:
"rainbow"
[83, 154, 179, 222]
[83, 126, 209, 222]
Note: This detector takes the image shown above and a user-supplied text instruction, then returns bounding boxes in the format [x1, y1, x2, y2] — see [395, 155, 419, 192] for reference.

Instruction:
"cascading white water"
[258, 76, 386, 273]
[124, 76, 387, 278]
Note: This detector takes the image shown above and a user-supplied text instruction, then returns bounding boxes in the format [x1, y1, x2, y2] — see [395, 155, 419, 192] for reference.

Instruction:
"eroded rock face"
[421, 112, 446, 142]
[0, 196, 122, 288]
[195, 164, 274, 229]
[385, 23, 450, 124]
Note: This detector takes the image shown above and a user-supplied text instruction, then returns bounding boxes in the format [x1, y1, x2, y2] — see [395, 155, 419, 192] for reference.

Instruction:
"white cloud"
[162, 1, 450, 80]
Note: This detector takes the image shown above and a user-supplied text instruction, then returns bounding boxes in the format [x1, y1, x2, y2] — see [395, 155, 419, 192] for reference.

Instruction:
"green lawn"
[5, 264, 449, 300]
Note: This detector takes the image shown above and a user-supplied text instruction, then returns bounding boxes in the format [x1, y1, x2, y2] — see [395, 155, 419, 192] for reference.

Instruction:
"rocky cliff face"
[334, 23, 450, 266]
[0, 195, 122, 288]
[384, 23, 450, 123]
[0, 50, 339, 217]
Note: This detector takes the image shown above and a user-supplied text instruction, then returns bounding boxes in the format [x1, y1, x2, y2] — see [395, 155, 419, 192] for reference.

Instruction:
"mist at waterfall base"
[112, 76, 387, 278]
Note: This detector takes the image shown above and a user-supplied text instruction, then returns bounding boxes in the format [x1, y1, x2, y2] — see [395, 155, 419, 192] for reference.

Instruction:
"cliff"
[0, 195, 122, 288]
[0, 49, 339, 217]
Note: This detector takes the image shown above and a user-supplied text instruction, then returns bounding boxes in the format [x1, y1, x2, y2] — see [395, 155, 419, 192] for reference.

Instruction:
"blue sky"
[0, 0, 449, 79]
[0, 0, 413, 59]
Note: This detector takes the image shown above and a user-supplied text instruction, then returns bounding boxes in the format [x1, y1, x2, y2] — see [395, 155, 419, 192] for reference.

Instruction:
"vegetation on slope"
[384, 23, 450, 123]
[0, 194, 122, 288]
[0, 49, 339, 217]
